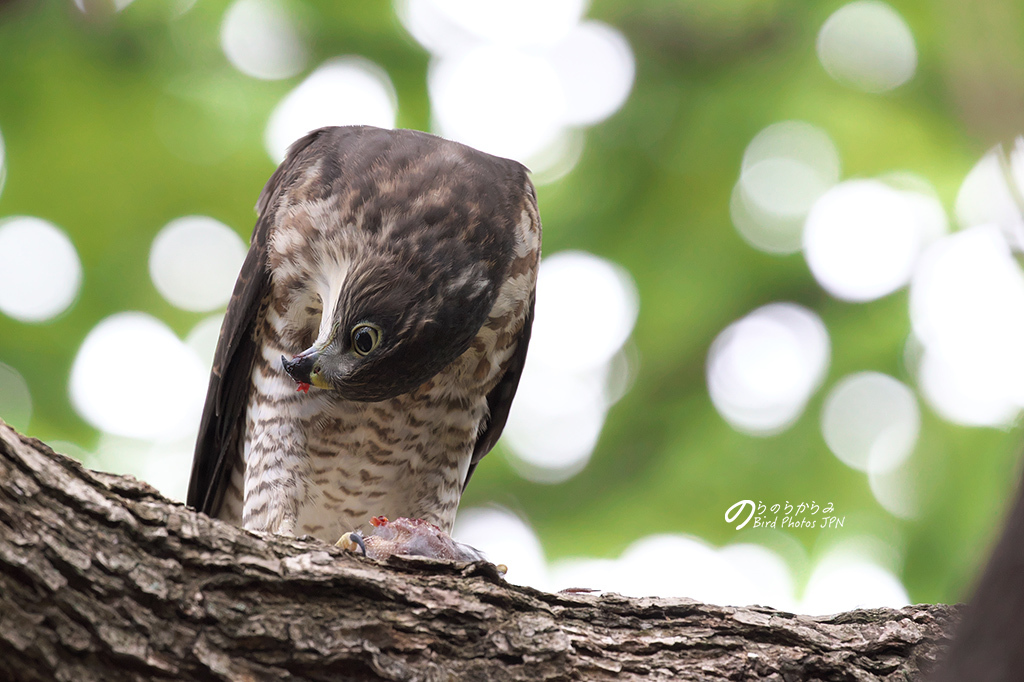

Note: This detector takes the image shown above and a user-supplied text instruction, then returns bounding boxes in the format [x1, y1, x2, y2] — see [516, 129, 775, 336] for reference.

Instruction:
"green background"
[1, 0, 1022, 605]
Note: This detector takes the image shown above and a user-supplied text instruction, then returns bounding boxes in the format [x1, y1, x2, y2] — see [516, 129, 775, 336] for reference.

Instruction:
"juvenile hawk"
[187, 126, 541, 546]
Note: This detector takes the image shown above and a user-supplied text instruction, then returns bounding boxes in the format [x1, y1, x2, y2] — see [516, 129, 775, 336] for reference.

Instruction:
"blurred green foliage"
[1, 0, 1022, 604]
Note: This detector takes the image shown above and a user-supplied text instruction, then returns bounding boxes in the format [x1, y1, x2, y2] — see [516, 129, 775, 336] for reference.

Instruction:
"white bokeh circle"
[401, 0, 634, 178]
[429, 44, 567, 162]
[549, 21, 635, 127]
[0, 361, 32, 432]
[453, 508, 548, 587]
[502, 251, 638, 482]
[265, 57, 397, 163]
[910, 225, 1024, 426]
[0, 216, 82, 323]
[732, 121, 840, 254]
[427, 0, 586, 47]
[804, 180, 945, 302]
[816, 0, 917, 93]
[955, 142, 1024, 250]
[530, 251, 639, 373]
[0, 127, 6, 200]
[69, 312, 208, 441]
[799, 545, 910, 615]
[221, 0, 308, 81]
[149, 216, 247, 312]
[707, 303, 831, 435]
[821, 372, 920, 474]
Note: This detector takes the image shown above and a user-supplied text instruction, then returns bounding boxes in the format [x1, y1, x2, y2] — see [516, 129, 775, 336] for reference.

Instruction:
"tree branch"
[0, 421, 955, 681]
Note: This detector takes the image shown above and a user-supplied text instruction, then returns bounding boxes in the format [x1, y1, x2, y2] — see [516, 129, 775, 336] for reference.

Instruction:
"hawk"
[186, 126, 541, 551]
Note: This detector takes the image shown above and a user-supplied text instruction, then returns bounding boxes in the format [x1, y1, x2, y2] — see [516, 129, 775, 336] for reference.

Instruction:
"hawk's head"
[267, 126, 535, 402]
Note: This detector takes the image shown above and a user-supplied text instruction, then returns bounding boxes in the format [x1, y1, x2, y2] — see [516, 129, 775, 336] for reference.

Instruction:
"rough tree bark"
[0, 421, 956, 681]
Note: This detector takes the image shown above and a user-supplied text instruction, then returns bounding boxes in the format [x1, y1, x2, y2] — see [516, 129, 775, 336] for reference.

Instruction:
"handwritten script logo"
[725, 500, 842, 530]
[725, 500, 756, 529]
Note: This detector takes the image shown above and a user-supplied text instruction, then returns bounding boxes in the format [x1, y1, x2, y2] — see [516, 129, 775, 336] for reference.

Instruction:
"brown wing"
[186, 129, 328, 516]
[462, 294, 535, 491]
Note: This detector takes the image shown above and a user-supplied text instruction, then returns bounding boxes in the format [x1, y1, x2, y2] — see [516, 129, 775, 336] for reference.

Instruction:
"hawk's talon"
[337, 531, 366, 556]
[335, 516, 488, 564]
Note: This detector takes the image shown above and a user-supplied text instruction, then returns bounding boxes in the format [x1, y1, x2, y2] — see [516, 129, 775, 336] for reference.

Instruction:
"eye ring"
[351, 323, 382, 356]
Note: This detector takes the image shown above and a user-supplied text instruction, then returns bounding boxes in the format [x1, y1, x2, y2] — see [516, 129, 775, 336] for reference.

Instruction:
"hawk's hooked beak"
[282, 349, 331, 389]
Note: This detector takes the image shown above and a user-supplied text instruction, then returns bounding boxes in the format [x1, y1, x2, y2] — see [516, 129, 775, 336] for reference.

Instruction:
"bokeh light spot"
[733, 121, 840, 254]
[821, 372, 919, 474]
[453, 520, 904, 613]
[74, 0, 137, 12]
[527, 128, 586, 187]
[69, 312, 207, 440]
[502, 251, 638, 482]
[531, 251, 639, 372]
[730, 184, 804, 256]
[433, 0, 586, 47]
[138, 437, 195, 502]
[707, 303, 830, 435]
[394, 0, 478, 58]
[0, 216, 82, 323]
[265, 57, 397, 163]
[804, 179, 945, 302]
[149, 216, 247, 313]
[89, 434, 195, 503]
[503, 363, 608, 482]
[955, 141, 1024, 250]
[799, 545, 910, 615]
[453, 508, 547, 587]
[869, 456, 920, 520]
[402, 0, 633, 178]
[717, 543, 798, 612]
[816, 0, 917, 93]
[221, 0, 308, 81]
[430, 45, 566, 163]
[741, 121, 841, 181]
[186, 313, 225, 369]
[910, 225, 1024, 426]
[549, 21, 635, 127]
[916, 347, 1019, 427]
[616, 535, 757, 604]
[0, 127, 6, 200]
[744, 158, 833, 219]
[549, 535, 796, 608]
[0, 361, 32, 432]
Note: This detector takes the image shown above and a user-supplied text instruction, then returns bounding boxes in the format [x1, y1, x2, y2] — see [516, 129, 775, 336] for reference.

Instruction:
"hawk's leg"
[243, 408, 311, 536]
[336, 516, 493, 565]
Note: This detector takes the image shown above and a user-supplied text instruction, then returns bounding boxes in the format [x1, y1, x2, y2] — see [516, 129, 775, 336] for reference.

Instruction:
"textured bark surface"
[0, 421, 957, 681]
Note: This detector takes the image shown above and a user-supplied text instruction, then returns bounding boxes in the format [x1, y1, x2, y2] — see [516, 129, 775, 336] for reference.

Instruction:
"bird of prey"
[186, 126, 541, 550]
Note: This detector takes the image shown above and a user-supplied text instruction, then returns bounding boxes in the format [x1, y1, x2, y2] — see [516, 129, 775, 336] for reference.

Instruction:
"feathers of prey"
[186, 126, 541, 544]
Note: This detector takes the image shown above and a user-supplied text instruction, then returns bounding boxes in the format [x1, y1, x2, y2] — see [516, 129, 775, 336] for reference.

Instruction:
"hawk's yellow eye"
[351, 323, 382, 356]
